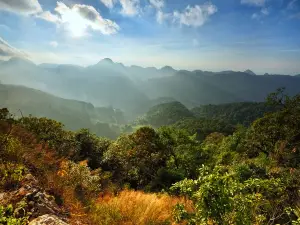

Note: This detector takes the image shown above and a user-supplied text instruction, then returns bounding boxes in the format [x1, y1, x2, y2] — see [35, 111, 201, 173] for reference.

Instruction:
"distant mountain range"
[0, 57, 299, 119]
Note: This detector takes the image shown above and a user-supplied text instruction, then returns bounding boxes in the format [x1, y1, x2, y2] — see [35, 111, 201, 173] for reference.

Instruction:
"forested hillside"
[1, 58, 300, 118]
[191, 102, 278, 126]
[0, 83, 125, 139]
[1, 90, 300, 224]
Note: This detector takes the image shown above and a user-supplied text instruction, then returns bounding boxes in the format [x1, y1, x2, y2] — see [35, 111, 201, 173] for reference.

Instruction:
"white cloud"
[156, 10, 170, 24]
[120, 0, 140, 16]
[54, 2, 119, 37]
[150, 0, 167, 23]
[49, 41, 58, 48]
[173, 3, 218, 27]
[0, 36, 28, 58]
[149, 0, 164, 9]
[100, 0, 116, 9]
[36, 11, 61, 23]
[241, 0, 266, 7]
[0, 0, 42, 15]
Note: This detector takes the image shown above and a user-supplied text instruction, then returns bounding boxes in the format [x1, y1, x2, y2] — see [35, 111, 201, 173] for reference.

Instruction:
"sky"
[0, 0, 299, 74]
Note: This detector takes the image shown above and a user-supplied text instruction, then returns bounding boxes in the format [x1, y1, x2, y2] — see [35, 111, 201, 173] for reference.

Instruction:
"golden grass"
[91, 190, 193, 225]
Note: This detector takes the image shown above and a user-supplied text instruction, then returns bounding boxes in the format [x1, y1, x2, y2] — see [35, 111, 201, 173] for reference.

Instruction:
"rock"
[1, 174, 68, 222]
[22, 174, 39, 186]
[0, 192, 6, 203]
[29, 214, 69, 225]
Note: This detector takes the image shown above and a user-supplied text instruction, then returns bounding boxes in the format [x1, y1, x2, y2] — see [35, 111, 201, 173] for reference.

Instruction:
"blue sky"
[0, 0, 299, 74]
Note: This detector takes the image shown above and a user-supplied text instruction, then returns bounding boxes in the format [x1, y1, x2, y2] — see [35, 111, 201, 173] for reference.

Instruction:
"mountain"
[141, 101, 194, 127]
[39, 63, 60, 69]
[244, 69, 256, 75]
[142, 71, 243, 107]
[0, 83, 125, 138]
[1, 57, 300, 118]
[0, 58, 149, 118]
[0, 57, 56, 91]
[160, 66, 176, 75]
[142, 70, 300, 108]
[191, 102, 277, 126]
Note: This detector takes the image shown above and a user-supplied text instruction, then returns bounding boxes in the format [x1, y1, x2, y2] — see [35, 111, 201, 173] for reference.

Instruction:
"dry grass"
[91, 190, 193, 225]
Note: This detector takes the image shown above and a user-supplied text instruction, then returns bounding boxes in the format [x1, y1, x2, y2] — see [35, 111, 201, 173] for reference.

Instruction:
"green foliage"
[75, 129, 112, 169]
[0, 134, 23, 162]
[242, 89, 300, 165]
[0, 163, 26, 190]
[143, 101, 194, 127]
[58, 160, 102, 200]
[1, 88, 300, 224]
[191, 102, 277, 126]
[19, 116, 77, 156]
[172, 118, 235, 140]
[171, 166, 289, 225]
[158, 126, 207, 180]
[90, 122, 119, 140]
[170, 90, 300, 225]
[103, 127, 167, 188]
[0, 204, 28, 225]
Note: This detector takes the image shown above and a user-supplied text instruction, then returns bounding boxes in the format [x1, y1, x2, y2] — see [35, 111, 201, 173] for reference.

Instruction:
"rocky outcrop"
[0, 173, 69, 224]
[29, 214, 68, 225]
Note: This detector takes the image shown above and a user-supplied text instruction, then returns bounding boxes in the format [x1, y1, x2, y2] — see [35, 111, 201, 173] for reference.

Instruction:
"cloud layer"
[0, 0, 42, 14]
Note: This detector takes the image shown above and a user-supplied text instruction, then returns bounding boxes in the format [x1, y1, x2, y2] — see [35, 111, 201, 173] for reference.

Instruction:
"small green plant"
[0, 204, 28, 225]
[0, 163, 26, 190]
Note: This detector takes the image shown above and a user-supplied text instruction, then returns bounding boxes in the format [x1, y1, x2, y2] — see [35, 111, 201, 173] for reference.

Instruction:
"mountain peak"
[98, 58, 114, 64]
[244, 69, 256, 75]
[161, 65, 173, 70]
[161, 65, 175, 71]
[160, 66, 176, 75]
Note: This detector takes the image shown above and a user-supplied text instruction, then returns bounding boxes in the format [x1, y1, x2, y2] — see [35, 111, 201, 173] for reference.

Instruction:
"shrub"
[0, 204, 28, 225]
[56, 160, 101, 199]
[0, 163, 26, 190]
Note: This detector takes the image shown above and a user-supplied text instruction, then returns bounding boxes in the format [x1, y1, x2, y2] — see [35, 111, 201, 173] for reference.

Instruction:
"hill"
[142, 71, 300, 108]
[0, 83, 124, 138]
[191, 102, 277, 126]
[138, 101, 194, 127]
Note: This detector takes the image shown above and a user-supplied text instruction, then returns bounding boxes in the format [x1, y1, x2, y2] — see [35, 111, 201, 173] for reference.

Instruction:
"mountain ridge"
[1, 57, 300, 119]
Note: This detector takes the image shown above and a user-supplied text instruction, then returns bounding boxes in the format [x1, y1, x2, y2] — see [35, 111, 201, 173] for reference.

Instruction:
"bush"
[0, 163, 26, 190]
[0, 204, 28, 225]
[56, 160, 101, 199]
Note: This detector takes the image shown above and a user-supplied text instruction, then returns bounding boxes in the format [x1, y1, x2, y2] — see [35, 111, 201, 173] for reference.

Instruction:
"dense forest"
[1, 89, 300, 224]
